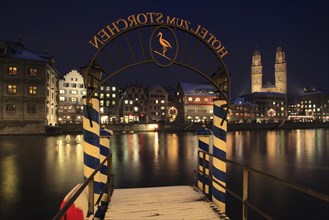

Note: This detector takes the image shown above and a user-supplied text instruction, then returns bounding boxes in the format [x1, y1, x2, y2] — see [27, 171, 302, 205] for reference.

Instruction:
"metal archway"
[81, 14, 232, 215]
[82, 22, 230, 106]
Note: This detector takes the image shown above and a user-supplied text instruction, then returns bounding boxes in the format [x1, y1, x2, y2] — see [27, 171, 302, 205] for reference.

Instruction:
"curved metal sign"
[89, 12, 228, 59]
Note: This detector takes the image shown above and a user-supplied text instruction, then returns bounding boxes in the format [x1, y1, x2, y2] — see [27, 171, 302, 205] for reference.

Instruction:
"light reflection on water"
[0, 129, 328, 219]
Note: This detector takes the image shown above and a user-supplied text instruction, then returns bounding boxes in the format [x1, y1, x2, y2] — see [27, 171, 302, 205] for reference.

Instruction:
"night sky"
[1, 0, 328, 98]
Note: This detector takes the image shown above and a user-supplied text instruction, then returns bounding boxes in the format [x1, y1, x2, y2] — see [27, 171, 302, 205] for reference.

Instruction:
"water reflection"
[0, 155, 18, 204]
[0, 129, 328, 220]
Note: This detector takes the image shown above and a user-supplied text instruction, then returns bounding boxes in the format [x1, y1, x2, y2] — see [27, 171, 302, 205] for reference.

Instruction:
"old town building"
[148, 85, 169, 122]
[244, 92, 287, 122]
[119, 84, 148, 123]
[0, 41, 59, 134]
[175, 81, 217, 123]
[229, 96, 257, 123]
[58, 69, 85, 124]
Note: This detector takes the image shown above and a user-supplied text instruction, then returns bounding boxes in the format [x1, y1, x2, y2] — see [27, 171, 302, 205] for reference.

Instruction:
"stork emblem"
[150, 26, 178, 67]
[157, 32, 172, 58]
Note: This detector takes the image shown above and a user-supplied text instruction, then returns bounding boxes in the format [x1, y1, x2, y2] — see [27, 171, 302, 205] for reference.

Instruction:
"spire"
[276, 44, 286, 63]
[252, 48, 261, 66]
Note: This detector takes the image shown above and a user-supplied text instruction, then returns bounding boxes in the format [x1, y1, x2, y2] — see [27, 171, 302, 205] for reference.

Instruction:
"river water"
[0, 129, 328, 219]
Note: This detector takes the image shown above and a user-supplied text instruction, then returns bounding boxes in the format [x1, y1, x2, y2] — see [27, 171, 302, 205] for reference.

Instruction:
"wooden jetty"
[104, 185, 229, 219]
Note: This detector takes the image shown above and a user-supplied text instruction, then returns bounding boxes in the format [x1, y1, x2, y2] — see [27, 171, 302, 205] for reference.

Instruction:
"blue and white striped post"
[100, 129, 112, 201]
[93, 128, 113, 219]
[196, 126, 212, 199]
[83, 97, 102, 211]
[212, 99, 228, 212]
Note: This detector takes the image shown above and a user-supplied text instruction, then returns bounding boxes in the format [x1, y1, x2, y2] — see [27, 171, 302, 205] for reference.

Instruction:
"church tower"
[274, 45, 287, 94]
[251, 49, 263, 93]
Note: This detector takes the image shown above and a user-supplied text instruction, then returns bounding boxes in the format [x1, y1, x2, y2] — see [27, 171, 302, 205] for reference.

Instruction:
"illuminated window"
[59, 96, 66, 101]
[112, 87, 116, 91]
[188, 97, 192, 101]
[28, 86, 37, 94]
[100, 93, 104, 98]
[29, 68, 37, 77]
[60, 89, 65, 94]
[106, 93, 110, 98]
[195, 97, 200, 102]
[106, 100, 110, 106]
[100, 86, 104, 91]
[112, 94, 116, 98]
[129, 101, 133, 104]
[71, 90, 78, 95]
[112, 101, 116, 105]
[204, 98, 209, 102]
[82, 90, 86, 95]
[161, 100, 165, 104]
[155, 100, 159, 104]
[161, 106, 165, 110]
[7, 85, 17, 94]
[125, 100, 129, 104]
[6, 104, 16, 113]
[100, 100, 104, 106]
[71, 97, 77, 102]
[27, 104, 36, 113]
[8, 66, 17, 75]
[106, 86, 110, 91]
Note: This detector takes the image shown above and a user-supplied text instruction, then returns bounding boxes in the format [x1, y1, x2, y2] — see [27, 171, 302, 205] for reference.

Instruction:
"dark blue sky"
[1, 0, 328, 97]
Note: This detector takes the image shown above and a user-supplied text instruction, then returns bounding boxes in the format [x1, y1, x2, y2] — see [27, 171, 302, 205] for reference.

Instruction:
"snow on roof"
[252, 91, 286, 96]
[302, 90, 329, 95]
[3, 42, 49, 62]
[179, 81, 216, 96]
[231, 96, 257, 106]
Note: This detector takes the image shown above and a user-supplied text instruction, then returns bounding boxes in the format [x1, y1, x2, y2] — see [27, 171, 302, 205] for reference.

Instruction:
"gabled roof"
[179, 81, 216, 96]
[149, 84, 169, 95]
[1, 41, 49, 62]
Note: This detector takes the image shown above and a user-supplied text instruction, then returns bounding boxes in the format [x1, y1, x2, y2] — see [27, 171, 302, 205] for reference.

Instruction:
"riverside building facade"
[58, 69, 85, 124]
[175, 81, 216, 123]
[0, 41, 59, 134]
[119, 84, 148, 123]
[148, 85, 169, 122]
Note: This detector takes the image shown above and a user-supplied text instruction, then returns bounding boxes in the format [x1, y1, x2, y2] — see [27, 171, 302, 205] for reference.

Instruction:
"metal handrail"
[197, 150, 329, 220]
[52, 155, 112, 220]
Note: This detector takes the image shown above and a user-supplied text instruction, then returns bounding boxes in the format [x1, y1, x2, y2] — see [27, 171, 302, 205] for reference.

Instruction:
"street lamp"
[210, 67, 230, 101]
[81, 61, 103, 97]
[80, 61, 103, 126]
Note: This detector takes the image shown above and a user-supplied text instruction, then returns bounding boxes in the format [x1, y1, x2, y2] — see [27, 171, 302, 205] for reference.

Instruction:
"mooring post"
[83, 97, 101, 215]
[196, 126, 213, 199]
[212, 99, 228, 212]
[93, 128, 112, 219]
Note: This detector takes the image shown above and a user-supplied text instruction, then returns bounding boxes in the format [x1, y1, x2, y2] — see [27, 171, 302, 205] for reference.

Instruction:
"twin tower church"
[251, 45, 287, 94]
